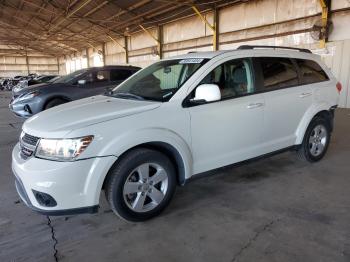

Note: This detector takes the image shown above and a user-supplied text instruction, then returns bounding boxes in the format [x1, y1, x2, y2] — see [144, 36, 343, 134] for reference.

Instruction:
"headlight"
[35, 136, 94, 161]
[17, 91, 40, 101]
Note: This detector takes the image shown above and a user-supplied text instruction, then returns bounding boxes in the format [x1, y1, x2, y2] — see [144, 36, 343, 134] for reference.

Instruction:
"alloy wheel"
[123, 163, 169, 213]
[308, 124, 328, 157]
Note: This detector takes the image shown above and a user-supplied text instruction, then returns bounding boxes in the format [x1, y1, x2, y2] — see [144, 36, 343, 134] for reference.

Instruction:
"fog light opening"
[32, 190, 57, 207]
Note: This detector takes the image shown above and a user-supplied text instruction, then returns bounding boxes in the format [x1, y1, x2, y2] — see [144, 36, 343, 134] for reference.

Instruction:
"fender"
[295, 101, 333, 144]
[87, 127, 193, 204]
[104, 127, 193, 176]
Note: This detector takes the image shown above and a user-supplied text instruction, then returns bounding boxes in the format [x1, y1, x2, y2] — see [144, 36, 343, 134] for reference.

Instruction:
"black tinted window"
[259, 57, 298, 90]
[199, 58, 254, 99]
[296, 59, 329, 84]
[110, 69, 133, 81]
[80, 70, 110, 83]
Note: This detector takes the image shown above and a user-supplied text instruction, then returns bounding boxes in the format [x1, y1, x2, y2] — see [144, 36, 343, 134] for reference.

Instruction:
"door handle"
[299, 92, 311, 98]
[247, 102, 264, 109]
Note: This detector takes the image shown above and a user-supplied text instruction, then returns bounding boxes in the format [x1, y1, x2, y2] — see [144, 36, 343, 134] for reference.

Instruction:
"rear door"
[254, 56, 312, 152]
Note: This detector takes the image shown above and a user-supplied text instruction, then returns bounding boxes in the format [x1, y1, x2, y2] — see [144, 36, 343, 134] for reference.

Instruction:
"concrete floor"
[0, 91, 349, 262]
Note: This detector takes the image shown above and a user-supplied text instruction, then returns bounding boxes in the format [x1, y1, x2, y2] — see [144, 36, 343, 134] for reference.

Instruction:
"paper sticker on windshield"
[179, 58, 204, 64]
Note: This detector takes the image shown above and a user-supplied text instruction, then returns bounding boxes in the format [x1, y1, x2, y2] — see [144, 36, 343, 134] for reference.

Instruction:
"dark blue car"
[9, 65, 140, 118]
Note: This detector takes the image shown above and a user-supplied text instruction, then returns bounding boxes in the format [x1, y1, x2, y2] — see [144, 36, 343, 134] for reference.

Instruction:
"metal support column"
[158, 25, 163, 59]
[86, 48, 90, 68]
[213, 7, 219, 51]
[192, 5, 217, 51]
[56, 57, 60, 74]
[139, 24, 162, 58]
[25, 50, 30, 75]
[318, 0, 331, 48]
[101, 43, 106, 66]
[107, 34, 128, 64]
[124, 36, 129, 64]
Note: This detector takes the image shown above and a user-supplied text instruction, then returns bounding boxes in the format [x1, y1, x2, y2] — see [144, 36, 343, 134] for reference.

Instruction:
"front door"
[75, 69, 113, 99]
[189, 58, 265, 174]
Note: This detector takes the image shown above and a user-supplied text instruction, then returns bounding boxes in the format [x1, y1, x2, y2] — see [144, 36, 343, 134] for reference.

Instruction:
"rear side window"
[259, 57, 299, 90]
[296, 59, 329, 84]
[110, 69, 134, 81]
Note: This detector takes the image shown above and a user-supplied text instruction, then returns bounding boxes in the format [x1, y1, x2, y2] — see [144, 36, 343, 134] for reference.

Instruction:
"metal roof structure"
[0, 0, 241, 56]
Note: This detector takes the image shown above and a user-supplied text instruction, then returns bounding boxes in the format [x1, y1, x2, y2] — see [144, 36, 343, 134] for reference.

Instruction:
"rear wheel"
[297, 116, 331, 162]
[105, 148, 176, 222]
[44, 98, 66, 109]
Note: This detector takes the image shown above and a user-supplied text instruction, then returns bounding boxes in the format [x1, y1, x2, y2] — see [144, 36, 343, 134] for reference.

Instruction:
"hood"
[23, 95, 161, 138]
[13, 82, 64, 96]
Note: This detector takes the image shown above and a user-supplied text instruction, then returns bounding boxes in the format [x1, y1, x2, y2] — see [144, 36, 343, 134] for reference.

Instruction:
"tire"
[105, 148, 176, 222]
[44, 98, 66, 109]
[297, 116, 331, 162]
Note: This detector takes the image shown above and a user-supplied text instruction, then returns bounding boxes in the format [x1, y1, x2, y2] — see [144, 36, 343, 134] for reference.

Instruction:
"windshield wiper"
[113, 92, 145, 101]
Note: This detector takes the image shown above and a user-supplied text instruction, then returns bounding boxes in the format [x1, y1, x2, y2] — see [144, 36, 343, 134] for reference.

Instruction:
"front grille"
[22, 133, 39, 146]
[20, 145, 34, 159]
[20, 133, 40, 160]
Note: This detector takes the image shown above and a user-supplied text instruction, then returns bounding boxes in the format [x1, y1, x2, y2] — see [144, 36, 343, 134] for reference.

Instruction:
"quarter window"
[259, 57, 299, 90]
[296, 59, 329, 84]
[198, 58, 254, 100]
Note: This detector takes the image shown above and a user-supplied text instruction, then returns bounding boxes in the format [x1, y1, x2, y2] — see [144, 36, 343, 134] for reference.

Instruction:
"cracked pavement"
[0, 91, 349, 262]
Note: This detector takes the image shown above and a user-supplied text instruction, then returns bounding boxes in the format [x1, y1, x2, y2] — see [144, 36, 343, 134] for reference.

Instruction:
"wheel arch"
[295, 103, 334, 144]
[43, 95, 71, 110]
[101, 141, 188, 193]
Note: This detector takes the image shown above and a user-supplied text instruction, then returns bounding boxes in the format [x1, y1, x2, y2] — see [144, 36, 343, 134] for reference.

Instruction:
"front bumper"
[12, 143, 117, 215]
[9, 96, 42, 118]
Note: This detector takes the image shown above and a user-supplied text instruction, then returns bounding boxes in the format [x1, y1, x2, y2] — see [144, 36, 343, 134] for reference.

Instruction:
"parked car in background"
[12, 46, 340, 221]
[1, 74, 39, 91]
[1, 78, 17, 91]
[9, 65, 140, 117]
[12, 75, 59, 93]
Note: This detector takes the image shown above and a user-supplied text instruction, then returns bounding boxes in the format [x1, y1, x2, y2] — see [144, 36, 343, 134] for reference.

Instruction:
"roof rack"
[237, 45, 312, 53]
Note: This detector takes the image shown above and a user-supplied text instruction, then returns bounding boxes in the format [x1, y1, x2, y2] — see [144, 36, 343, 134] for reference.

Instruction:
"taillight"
[336, 82, 342, 93]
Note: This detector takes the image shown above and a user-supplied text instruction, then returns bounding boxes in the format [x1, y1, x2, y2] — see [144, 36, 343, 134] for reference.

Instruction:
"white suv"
[12, 46, 341, 221]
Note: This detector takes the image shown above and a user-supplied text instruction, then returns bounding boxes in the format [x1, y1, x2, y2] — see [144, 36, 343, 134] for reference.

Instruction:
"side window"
[198, 58, 254, 100]
[80, 70, 110, 84]
[259, 57, 298, 90]
[296, 59, 329, 85]
[110, 69, 133, 81]
[96, 70, 110, 82]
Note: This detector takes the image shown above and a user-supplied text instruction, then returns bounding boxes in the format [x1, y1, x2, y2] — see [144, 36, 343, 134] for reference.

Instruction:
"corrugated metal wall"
[0, 54, 59, 77]
[59, 0, 350, 107]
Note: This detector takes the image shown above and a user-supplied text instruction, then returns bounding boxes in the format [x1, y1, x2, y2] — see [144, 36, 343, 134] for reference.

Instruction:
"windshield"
[109, 58, 208, 102]
[53, 69, 87, 84]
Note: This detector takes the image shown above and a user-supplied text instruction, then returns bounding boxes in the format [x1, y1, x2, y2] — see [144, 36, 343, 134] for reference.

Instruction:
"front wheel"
[105, 148, 176, 222]
[297, 117, 331, 162]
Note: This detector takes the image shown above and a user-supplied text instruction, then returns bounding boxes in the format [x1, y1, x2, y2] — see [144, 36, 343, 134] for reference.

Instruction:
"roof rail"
[237, 45, 312, 54]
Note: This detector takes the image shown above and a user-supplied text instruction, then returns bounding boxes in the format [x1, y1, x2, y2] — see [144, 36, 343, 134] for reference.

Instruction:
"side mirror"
[191, 84, 221, 103]
[77, 79, 86, 85]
